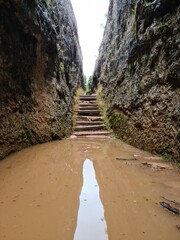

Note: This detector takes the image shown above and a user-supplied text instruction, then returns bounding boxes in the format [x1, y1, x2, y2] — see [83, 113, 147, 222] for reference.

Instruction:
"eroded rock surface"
[93, 0, 180, 162]
[0, 0, 83, 159]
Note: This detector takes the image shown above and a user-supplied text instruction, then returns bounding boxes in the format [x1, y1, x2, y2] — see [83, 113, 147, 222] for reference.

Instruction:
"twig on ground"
[161, 196, 180, 207]
[160, 202, 180, 215]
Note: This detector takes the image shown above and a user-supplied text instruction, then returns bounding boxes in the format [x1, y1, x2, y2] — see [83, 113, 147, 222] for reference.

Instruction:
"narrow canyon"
[0, 1, 180, 240]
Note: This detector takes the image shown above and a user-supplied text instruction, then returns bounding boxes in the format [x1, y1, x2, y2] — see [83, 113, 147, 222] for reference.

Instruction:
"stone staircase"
[71, 94, 112, 138]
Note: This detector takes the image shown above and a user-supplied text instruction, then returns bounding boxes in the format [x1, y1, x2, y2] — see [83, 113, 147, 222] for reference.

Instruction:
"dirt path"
[0, 138, 180, 240]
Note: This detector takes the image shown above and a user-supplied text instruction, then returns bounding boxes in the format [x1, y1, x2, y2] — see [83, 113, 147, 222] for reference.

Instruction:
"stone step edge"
[73, 131, 112, 136]
[76, 110, 100, 112]
[79, 98, 97, 101]
[74, 125, 106, 131]
[75, 121, 104, 125]
[80, 95, 97, 97]
[78, 101, 98, 104]
[76, 116, 103, 120]
[78, 104, 99, 106]
[79, 95, 97, 97]
[78, 135, 111, 139]
[78, 107, 99, 110]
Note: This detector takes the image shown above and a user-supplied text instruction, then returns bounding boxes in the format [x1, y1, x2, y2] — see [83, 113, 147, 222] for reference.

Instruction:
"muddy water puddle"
[0, 138, 180, 240]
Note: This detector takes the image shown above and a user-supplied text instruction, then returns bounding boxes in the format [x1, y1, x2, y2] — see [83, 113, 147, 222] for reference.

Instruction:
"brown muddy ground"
[0, 138, 180, 240]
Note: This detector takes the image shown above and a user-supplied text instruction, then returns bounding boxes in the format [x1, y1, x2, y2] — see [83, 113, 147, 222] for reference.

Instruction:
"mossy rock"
[109, 110, 131, 139]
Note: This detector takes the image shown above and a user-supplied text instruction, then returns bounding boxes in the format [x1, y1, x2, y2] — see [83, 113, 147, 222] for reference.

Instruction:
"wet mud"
[0, 138, 180, 240]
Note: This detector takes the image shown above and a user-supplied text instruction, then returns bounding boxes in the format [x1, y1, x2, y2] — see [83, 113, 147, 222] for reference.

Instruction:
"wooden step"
[76, 110, 100, 116]
[73, 131, 112, 136]
[77, 116, 103, 121]
[76, 121, 104, 125]
[80, 95, 97, 98]
[79, 96, 97, 101]
[79, 106, 99, 110]
[79, 100, 98, 105]
[74, 124, 106, 131]
[79, 103, 99, 107]
[79, 135, 111, 139]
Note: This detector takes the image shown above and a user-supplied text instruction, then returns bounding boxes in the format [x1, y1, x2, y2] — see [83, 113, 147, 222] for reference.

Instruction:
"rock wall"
[0, 0, 83, 159]
[93, 0, 180, 162]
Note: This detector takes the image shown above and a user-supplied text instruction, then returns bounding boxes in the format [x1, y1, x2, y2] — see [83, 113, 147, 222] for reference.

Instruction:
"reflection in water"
[74, 159, 108, 240]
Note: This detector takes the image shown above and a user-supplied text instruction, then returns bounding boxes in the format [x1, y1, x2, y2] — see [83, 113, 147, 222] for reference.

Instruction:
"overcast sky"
[71, 0, 109, 77]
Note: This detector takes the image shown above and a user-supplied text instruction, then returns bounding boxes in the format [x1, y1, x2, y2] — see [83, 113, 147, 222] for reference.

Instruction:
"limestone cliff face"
[93, 0, 180, 162]
[0, 0, 83, 159]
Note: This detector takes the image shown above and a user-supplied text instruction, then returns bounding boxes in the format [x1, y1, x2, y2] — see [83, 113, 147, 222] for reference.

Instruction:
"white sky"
[71, 0, 109, 77]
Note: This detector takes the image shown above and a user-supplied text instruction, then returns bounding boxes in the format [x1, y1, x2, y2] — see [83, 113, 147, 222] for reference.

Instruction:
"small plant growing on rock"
[132, 0, 138, 40]
[59, 62, 65, 73]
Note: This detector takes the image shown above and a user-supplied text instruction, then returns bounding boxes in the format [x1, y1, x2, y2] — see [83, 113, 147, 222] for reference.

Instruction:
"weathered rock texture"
[93, 0, 180, 162]
[0, 0, 83, 159]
